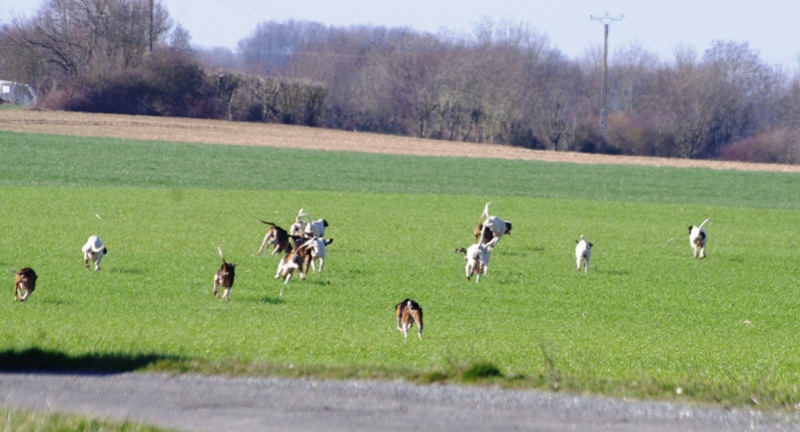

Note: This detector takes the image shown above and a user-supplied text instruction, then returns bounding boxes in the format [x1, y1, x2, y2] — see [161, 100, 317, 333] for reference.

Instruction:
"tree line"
[2, 0, 799, 163]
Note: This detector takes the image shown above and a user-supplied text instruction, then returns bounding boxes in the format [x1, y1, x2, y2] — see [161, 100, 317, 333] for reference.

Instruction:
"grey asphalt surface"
[0, 373, 798, 431]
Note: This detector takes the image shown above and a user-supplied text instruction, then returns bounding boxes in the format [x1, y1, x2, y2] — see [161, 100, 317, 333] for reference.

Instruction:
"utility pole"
[149, 0, 154, 54]
[590, 13, 623, 141]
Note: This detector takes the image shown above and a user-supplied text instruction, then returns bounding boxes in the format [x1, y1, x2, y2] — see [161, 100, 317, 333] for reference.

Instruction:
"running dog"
[395, 298, 423, 340]
[303, 218, 329, 238]
[289, 209, 308, 238]
[473, 202, 512, 245]
[305, 237, 333, 273]
[689, 219, 710, 258]
[12, 267, 37, 302]
[213, 246, 236, 301]
[275, 242, 313, 295]
[82, 235, 107, 271]
[257, 220, 291, 255]
[456, 237, 500, 283]
[575, 235, 593, 272]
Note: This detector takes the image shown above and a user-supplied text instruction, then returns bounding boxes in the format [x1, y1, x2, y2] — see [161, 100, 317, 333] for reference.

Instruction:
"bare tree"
[2, 0, 171, 80]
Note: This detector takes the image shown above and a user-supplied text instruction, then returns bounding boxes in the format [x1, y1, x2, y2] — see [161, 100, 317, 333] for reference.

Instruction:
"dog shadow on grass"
[0, 348, 181, 375]
[261, 296, 285, 305]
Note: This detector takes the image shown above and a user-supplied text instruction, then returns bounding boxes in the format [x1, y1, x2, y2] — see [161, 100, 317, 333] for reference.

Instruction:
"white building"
[0, 80, 37, 106]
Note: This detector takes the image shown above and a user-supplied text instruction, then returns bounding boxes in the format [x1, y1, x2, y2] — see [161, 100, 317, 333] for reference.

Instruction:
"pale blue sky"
[2, 0, 799, 70]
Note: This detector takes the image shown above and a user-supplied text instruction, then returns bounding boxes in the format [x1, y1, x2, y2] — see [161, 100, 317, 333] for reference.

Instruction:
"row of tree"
[233, 20, 800, 161]
[2, 0, 799, 163]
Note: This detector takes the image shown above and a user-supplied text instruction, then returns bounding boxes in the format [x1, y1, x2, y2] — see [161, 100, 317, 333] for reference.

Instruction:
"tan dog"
[213, 246, 236, 301]
[395, 298, 423, 340]
[257, 220, 291, 255]
[12, 267, 37, 302]
[275, 241, 313, 296]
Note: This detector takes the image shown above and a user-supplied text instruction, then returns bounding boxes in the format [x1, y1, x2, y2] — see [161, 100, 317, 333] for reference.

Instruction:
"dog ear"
[688, 226, 693, 233]
[589, 242, 593, 247]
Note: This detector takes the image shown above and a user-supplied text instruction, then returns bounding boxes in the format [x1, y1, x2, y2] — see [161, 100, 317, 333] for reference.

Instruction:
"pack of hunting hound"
[8, 203, 710, 342]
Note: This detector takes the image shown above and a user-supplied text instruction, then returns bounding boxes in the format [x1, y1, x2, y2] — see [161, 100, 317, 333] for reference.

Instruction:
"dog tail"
[257, 218, 277, 227]
[297, 208, 312, 223]
[476, 201, 491, 226]
[88, 236, 105, 253]
[698, 218, 710, 230]
[217, 245, 226, 263]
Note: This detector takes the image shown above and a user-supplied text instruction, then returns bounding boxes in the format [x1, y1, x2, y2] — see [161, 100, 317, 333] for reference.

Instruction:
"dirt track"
[2, 110, 799, 173]
[1, 373, 796, 432]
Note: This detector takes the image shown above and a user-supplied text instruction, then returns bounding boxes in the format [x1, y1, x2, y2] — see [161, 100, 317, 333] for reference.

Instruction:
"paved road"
[0, 373, 797, 431]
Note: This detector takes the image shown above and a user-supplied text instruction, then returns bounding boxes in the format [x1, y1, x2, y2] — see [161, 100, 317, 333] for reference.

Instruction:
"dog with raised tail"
[456, 237, 500, 283]
[289, 208, 308, 238]
[11, 267, 37, 302]
[575, 235, 593, 272]
[82, 235, 107, 271]
[473, 202, 512, 245]
[689, 218, 710, 258]
[257, 219, 291, 255]
[213, 246, 236, 301]
[395, 298, 423, 340]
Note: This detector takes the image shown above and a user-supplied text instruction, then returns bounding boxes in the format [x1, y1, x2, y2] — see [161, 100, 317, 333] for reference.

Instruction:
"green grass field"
[1, 131, 799, 408]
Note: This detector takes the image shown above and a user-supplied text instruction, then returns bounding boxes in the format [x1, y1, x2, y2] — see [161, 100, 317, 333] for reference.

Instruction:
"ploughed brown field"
[2, 109, 798, 173]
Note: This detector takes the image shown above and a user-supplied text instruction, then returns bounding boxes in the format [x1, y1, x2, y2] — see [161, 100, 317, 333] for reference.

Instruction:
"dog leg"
[222, 288, 230, 301]
[213, 278, 220, 298]
[257, 235, 270, 255]
[413, 312, 423, 340]
[94, 252, 103, 271]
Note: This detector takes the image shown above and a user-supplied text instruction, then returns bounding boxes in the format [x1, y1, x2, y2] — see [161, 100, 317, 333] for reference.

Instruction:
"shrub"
[462, 362, 503, 381]
[40, 49, 224, 118]
[720, 128, 800, 164]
